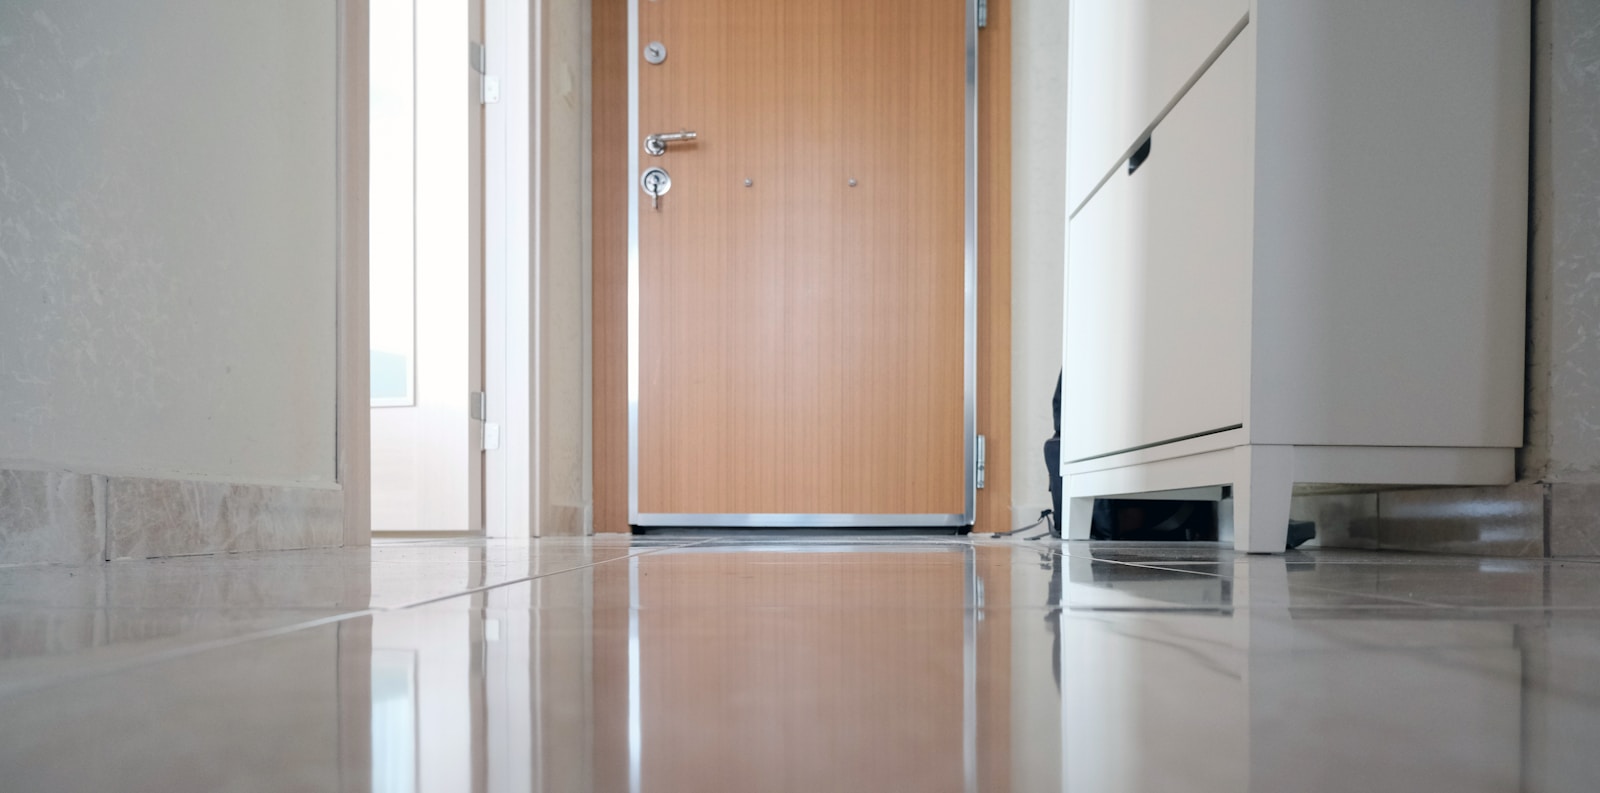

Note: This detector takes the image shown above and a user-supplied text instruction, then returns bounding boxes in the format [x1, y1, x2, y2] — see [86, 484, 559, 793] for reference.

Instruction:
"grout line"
[1046, 546, 1459, 610]
[0, 540, 710, 701]
[1542, 481, 1553, 558]
[93, 474, 109, 563]
[385, 540, 713, 610]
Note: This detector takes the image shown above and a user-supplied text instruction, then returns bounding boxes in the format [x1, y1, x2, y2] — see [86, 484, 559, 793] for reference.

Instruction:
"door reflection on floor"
[610, 547, 986, 793]
[338, 541, 1585, 793]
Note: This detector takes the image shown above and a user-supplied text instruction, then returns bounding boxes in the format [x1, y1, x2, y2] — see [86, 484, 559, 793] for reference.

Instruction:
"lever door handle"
[645, 130, 697, 156]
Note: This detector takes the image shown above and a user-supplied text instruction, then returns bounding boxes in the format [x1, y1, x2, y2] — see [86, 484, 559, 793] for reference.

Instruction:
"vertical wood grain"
[978, 0, 1012, 532]
[636, 0, 966, 515]
[592, 0, 628, 531]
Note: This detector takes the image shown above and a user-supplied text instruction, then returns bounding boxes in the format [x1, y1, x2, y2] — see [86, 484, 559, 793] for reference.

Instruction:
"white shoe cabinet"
[1061, 0, 1531, 552]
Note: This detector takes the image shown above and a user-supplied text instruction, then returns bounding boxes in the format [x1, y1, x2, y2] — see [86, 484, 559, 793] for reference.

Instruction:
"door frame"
[483, 0, 533, 538]
[338, 0, 538, 542]
[624, 0, 982, 529]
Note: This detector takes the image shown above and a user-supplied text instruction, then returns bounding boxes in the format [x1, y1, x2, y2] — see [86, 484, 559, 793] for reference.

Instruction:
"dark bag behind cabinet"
[1044, 373, 1063, 537]
[1044, 371, 1218, 541]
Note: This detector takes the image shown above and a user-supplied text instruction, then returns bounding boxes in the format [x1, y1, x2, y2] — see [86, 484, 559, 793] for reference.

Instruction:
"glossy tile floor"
[3, 536, 1600, 792]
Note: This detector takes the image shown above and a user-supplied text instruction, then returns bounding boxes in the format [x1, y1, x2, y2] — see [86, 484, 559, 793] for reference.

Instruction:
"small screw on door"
[848, 178, 858, 187]
[744, 179, 753, 187]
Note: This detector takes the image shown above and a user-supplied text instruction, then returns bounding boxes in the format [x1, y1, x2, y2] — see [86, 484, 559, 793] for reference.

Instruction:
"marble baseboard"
[540, 503, 587, 537]
[1291, 493, 1380, 550]
[0, 470, 102, 565]
[106, 477, 343, 560]
[1373, 485, 1548, 557]
[1549, 482, 1600, 558]
[1, 467, 345, 563]
[1296, 482, 1600, 559]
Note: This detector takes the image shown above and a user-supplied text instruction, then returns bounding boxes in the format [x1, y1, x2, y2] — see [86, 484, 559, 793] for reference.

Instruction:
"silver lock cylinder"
[641, 167, 671, 209]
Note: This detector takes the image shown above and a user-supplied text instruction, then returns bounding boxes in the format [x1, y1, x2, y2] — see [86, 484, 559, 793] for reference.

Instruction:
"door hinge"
[975, 434, 987, 489]
[471, 41, 500, 104]
[471, 391, 502, 451]
[978, 0, 988, 29]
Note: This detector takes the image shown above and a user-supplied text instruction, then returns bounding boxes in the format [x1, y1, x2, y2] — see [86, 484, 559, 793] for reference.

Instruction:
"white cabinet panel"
[1059, 0, 1528, 552]
[1064, 36, 1254, 461]
[1067, 0, 1248, 215]
[1246, 0, 1529, 447]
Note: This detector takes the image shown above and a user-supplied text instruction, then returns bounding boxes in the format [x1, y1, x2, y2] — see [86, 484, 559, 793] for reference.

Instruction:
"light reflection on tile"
[3, 538, 1600, 791]
[0, 537, 702, 693]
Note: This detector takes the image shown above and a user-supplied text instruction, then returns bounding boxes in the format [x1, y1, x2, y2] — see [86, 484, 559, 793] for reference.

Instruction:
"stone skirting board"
[540, 503, 588, 537]
[1300, 482, 1600, 558]
[0, 470, 102, 565]
[1, 468, 344, 564]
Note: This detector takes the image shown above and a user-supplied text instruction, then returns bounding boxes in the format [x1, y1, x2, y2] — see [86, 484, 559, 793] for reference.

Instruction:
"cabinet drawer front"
[1067, 0, 1248, 216]
[1063, 33, 1254, 462]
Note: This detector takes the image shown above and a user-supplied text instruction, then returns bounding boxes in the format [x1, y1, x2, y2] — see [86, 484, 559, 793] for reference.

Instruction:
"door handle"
[644, 130, 697, 156]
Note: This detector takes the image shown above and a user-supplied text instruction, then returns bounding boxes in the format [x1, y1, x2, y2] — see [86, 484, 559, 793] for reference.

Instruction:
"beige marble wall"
[1531, 0, 1600, 558]
[536, 0, 593, 535]
[1523, 0, 1600, 487]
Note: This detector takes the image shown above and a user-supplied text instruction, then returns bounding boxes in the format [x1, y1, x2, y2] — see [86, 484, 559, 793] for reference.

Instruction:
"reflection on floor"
[2, 536, 1599, 791]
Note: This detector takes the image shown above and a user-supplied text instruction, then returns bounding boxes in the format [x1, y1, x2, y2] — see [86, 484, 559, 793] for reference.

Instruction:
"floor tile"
[3, 537, 1600, 791]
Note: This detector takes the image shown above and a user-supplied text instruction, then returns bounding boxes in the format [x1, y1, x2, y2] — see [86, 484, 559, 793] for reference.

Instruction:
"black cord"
[990, 509, 1055, 539]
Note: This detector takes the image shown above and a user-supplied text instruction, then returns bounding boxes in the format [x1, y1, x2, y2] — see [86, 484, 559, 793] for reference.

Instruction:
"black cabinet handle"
[1127, 136, 1153, 175]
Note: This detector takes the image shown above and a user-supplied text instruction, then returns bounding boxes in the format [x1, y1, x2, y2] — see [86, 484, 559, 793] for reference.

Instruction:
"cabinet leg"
[1064, 496, 1096, 541]
[1232, 445, 1295, 554]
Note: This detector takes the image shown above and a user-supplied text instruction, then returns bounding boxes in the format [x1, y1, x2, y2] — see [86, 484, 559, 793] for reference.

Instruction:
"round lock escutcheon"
[640, 167, 671, 197]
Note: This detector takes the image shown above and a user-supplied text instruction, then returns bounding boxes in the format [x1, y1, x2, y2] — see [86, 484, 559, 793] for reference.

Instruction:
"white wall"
[0, 1, 338, 486]
[1009, 0, 1070, 528]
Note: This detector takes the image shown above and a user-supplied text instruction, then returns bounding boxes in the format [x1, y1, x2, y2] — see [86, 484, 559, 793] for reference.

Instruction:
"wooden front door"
[629, 0, 976, 526]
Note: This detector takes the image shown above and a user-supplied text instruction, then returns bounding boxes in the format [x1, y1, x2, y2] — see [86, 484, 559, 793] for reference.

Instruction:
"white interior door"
[369, 0, 485, 533]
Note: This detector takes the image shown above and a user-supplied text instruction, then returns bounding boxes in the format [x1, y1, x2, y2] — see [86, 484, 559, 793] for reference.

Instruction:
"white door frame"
[483, 0, 534, 538]
[338, 0, 540, 542]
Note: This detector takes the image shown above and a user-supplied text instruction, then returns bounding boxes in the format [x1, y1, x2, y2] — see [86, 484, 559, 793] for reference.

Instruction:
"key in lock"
[640, 167, 671, 210]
